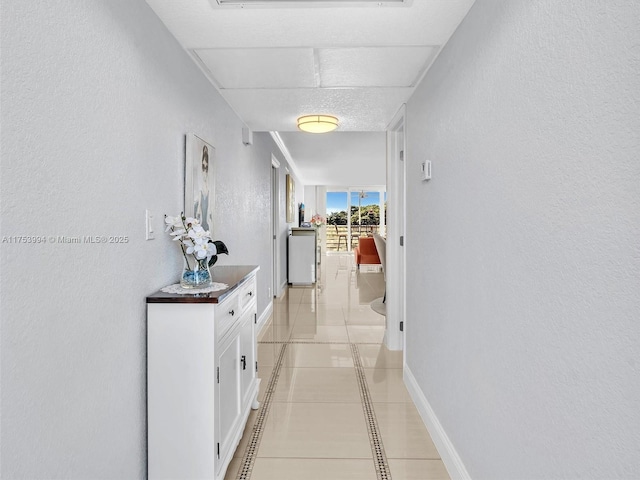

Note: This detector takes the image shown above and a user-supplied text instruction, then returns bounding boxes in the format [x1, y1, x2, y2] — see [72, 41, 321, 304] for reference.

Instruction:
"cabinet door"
[239, 310, 256, 408]
[217, 333, 240, 466]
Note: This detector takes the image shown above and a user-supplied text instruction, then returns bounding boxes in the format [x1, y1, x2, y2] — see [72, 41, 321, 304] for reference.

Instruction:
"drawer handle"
[229, 309, 235, 316]
[241, 355, 246, 370]
[247, 291, 253, 297]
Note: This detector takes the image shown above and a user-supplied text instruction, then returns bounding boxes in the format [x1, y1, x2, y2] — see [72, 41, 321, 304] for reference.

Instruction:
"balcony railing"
[325, 225, 381, 252]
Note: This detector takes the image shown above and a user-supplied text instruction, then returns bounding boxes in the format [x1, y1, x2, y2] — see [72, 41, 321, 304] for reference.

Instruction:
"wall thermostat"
[421, 161, 432, 181]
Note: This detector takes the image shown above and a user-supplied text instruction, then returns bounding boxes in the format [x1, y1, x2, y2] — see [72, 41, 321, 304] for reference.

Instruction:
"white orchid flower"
[183, 239, 196, 255]
[184, 217, 199, 227]
[188, 225, 211, 245]
[170, 228, 186, 240]
[194, 242, 216, 260]
[164, 215, 183, 232]
[165, 215, 227, 279]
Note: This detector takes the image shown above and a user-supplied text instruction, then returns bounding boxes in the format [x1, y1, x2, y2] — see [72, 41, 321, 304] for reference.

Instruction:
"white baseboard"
[278, 280, 288, 297]
[359, 264, 383, 273]
[403, 366, 471, 480]
[257, 301, 273, 336]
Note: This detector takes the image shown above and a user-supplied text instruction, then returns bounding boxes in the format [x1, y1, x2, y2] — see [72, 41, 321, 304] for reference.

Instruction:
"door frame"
[385, 105, 406, 351]
[271, 154, 280, 298]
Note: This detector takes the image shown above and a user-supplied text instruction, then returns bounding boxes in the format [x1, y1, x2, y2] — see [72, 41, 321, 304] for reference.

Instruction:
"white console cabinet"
[147, 266, 260, 480]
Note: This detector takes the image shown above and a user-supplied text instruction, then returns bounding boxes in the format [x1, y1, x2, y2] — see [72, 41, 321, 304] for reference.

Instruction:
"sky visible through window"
[326, 191, 386, 214]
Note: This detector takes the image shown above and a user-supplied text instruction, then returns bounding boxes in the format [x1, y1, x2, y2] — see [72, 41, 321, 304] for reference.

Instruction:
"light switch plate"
[145, 209, 155, 240]
[421, 161, 431, 181]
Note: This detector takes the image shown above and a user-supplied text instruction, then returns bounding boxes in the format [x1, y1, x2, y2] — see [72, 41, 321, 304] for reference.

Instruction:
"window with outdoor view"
[325, 190, 386, 253]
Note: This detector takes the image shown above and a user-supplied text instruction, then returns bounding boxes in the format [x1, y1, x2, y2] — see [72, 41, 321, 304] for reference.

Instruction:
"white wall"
[303, 185, 317, 222]
[0, 1, 284, 477]
[404, 1, 640, 479]
[302, 186, 328, 250]
[278, 132, 387, 186]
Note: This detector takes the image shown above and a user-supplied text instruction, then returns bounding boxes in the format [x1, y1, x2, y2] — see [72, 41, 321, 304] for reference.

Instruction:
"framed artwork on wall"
[185, 133, 215, 233]
[286, 174, 295, 223]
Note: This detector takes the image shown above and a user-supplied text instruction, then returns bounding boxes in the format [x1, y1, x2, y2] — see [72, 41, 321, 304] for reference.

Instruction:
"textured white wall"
[405, 1, 640, 479]
[303, 185, 317, 222]
[0, 0, 282, 477]
[278, 132, 387, 186]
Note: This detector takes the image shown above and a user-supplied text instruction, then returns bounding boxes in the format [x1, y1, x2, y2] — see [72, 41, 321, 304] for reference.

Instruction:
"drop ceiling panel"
[195, 48, 317, 88]
[145, 0, 477, 182]
[221, 87, 412, 131]
[146, 0, 477, 48]
[318, 46, 438, 87]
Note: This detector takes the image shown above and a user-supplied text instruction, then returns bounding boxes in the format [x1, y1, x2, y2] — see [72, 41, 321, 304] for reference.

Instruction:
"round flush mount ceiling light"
[297, 115, 339, 134]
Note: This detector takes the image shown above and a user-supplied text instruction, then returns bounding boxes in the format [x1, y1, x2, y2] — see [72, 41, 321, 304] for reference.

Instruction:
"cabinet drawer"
[238, 276, 257, 313]
[215, 294, 240, 340]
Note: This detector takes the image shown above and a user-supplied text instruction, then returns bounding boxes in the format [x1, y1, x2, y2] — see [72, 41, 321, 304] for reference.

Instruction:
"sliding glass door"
[350, 191, 383, 238]
[326, 191, 350, 252]
[326, 188, 386, 253]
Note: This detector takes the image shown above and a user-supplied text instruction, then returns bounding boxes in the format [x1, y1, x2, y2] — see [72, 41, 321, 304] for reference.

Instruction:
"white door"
[385, 106, 406, 351]
[239, 311, 256, 407]
[217, 334, 240, 468]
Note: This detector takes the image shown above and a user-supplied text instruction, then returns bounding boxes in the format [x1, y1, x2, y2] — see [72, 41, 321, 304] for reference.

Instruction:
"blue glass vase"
[180, 257, 212, 289]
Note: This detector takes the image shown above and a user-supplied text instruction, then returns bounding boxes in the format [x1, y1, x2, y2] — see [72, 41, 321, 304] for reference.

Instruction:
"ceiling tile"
[145, 0, 477, 184]
[318, 46, 438, 87]
[195, 48, 317, 88]
[220, 87, 413, 131]
[147, 0, 477, 49]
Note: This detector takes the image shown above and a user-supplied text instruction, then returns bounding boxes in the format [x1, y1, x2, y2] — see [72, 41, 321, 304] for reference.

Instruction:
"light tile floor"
[225, 254, 449, 480]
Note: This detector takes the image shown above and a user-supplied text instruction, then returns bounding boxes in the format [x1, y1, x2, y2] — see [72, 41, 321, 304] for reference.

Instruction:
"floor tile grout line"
[259, 340, 381, 345]
[235, 342, 289, 480]
[351, 343, 393, 480]
[237, 337, 387, 478]
[245, 456, 375, 460]
[242, 263, 387, 478]
[386, 456, 444, 460]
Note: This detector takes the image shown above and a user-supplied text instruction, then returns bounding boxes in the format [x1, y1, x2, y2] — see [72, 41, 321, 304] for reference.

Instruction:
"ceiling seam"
[313, 48, 322, 88]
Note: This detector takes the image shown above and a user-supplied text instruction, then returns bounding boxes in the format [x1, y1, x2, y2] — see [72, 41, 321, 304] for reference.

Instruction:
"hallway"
[224, 254, 449, 480]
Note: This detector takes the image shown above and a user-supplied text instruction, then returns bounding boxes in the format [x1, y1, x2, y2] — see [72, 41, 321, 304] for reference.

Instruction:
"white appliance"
[288, 228, 316, 285]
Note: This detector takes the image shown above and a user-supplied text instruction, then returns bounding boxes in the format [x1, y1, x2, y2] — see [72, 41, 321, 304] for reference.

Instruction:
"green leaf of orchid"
[212, 240, 229, 255]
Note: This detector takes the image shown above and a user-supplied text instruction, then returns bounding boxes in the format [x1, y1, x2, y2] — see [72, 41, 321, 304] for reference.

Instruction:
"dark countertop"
[146, 265, 259, 304]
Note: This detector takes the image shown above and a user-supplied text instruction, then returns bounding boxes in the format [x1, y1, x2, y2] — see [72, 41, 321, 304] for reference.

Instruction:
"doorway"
[385, 107, 406, 351]
[271, 155, 280, 298]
